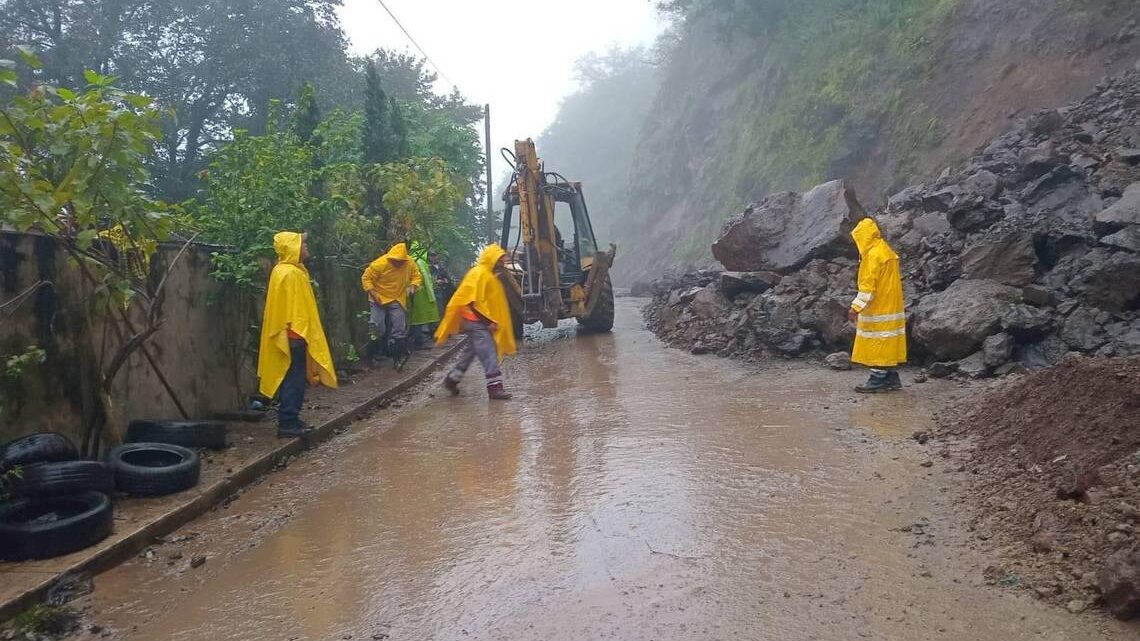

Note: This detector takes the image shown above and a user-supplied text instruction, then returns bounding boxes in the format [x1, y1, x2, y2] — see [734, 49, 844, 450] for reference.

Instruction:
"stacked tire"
[0, 433, 114, 561]
[0, 421, 218, 561]
[111, 419, 222, 496]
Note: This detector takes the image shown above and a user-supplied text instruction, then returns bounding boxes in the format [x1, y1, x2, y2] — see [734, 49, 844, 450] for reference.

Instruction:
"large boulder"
[690, 286, 730, 319]
[1001, 304, 1052, 341]
[718, 271, 782, 299]
[960, 234, 1038, 286]
[1071, 250, 1140, 312]
[711, 180, 864, 273]
[911, 279, 1022, 360]
[982, 332, 1015, 368]
[1060, 306, 1108, 351]
[1099, 546, 1140, 620]
[1101, 225, 1140, 252]
[1095, 181, 1140, 230]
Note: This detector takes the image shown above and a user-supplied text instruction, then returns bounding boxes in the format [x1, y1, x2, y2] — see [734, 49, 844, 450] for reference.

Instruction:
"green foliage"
[0, 0, 354, 201]
[658, 0, 790, 37]
[12, 604, 78, 637]
[5, 346, 46, 378]
[362, 61, 399, 167]
[0, 465, 21, 501]
[292, 82, 322, 145]
[629, 0, 958, 272]
[190, 126, 331, 288]
[0, 52, 173, 307]
[316, 109, 365, 165]
[0, 345, 46, 425]
[375, 156, 463, 245]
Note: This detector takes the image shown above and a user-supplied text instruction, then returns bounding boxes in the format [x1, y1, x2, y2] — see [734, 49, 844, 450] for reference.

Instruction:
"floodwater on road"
[79, 300, 1131, 641]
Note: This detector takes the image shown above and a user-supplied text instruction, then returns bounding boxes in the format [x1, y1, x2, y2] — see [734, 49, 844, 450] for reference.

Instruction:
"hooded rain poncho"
[850, 218, 907, 367]
[409, 242, 440, 326]
[258, 232, 337, 397]
[361, 242, 422, 309]
[434, 244, 517, 359]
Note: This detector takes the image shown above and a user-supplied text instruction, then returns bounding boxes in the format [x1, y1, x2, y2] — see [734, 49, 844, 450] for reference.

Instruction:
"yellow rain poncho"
[361, 242, 422, 309]
[850, 218, 907, 367]
[257, 232, 337, 397]
[434, 244, 517, 359]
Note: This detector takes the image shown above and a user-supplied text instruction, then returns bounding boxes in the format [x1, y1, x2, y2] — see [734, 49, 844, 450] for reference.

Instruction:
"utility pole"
[484, 103, 495, 243]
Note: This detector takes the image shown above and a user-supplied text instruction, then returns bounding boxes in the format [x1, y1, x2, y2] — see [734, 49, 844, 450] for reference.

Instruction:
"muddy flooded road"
[77, 300, 1132, 641]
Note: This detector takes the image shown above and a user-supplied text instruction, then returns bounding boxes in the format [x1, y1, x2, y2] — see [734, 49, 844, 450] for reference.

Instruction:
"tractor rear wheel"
[578, 275, 615, 334]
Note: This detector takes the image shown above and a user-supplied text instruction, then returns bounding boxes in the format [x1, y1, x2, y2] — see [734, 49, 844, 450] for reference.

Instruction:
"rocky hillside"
[606, 0, 1140, 285]
[644, 69, 1140, 377]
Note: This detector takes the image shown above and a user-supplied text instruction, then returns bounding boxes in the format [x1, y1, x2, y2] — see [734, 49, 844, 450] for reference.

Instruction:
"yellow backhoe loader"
[499, 139, 616, 336]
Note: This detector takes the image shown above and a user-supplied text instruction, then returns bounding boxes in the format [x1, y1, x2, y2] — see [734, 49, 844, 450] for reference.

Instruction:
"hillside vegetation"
[540, 0, 1140, 284]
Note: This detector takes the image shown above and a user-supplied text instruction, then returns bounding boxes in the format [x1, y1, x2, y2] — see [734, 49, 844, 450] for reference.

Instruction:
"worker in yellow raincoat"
[361, 242, 422, 362]
[435, 244, 517, 400]
[258, 232, 337, 436]
[847, 217, 907, 393]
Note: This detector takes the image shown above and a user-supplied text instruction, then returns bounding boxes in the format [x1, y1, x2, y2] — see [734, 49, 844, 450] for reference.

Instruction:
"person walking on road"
[847, 217, 907, 393]
[258, 232, 338, 437]
[435, 244, 517, 400]
[362, 242, 422, 362]
[408, 241, 441, 349]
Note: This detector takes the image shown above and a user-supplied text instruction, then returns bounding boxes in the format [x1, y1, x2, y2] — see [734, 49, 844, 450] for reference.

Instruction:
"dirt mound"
[948, 355, 1140, 470]
[934, 355, 1140, 620]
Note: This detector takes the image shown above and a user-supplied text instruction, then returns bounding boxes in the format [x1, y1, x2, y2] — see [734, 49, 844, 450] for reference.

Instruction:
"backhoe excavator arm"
[513, 139, 563, 327]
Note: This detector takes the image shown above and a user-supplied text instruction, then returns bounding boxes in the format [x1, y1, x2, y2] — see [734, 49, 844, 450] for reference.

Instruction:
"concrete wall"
[0, 232, 371, 451]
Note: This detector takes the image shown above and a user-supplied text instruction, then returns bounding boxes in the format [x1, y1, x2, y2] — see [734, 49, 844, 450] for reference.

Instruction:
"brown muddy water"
[76, 300, 1132, 641]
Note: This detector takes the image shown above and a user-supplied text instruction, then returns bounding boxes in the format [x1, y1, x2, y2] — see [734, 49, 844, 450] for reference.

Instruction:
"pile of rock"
[645, 71, 1140, 376]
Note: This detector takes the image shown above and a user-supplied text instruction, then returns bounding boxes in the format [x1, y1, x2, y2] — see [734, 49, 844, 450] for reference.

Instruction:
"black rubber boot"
[442, 376, 460, 396]
[277, 420, 314, 438]
[855, 371, 893, 394]
[886, 370, 902, 390]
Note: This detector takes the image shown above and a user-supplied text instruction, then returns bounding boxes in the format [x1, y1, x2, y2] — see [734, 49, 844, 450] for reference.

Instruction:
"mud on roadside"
[931, 355, 1140, 621]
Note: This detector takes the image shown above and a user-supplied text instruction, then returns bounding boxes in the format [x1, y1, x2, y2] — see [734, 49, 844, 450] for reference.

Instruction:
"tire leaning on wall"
[107, 443, 201, 497]
[127, 419, 227, 450]
[0, 491, 114, 561]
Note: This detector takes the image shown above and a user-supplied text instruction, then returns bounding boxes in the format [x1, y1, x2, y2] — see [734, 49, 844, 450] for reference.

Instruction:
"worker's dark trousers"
[446, 319, 501, 388]
[278, 338, 307, 428]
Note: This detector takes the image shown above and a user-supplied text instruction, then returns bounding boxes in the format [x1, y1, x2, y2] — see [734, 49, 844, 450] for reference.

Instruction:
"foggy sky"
[338, 0, 664, 186]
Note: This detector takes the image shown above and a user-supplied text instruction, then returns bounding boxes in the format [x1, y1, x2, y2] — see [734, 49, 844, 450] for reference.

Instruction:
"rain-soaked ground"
[73, 300, 1133, 641]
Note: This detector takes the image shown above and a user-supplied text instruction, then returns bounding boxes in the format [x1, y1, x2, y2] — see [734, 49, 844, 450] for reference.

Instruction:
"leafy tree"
[0, 51, 184, 454]
[293, 81, 322, 145]
[191, 122, 331, 288]
[362, 60, 395, 166]
[656, 0, 791, 36]
[375, 156, 463, 246]
[389, 97, 411, 160]
[0, 0, 354, 200]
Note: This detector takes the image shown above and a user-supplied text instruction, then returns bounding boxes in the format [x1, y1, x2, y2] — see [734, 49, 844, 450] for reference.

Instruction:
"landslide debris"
[644, 70, 1140, 376]
[936, 355, 1140, 619]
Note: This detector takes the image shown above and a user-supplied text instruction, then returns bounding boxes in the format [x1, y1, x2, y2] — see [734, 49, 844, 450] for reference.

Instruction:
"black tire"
[577, 274, 615, 334]
[0, 491, 113, 561]
[127, 419, 227, 450]
[107, 443, 200, 497]
[12, 461, 115, 497]
[0, 432, 79, 472]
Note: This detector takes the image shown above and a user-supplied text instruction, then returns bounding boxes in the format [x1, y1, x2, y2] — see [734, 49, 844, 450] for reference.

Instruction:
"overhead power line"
[373, 0, 458, 88]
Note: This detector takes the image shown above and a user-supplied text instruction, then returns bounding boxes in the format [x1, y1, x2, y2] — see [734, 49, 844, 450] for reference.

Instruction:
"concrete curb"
[0, 339, 463, 622]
